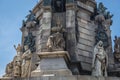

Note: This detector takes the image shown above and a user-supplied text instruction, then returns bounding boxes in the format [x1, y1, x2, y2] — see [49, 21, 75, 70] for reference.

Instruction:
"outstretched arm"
[14, 45, 16, 50]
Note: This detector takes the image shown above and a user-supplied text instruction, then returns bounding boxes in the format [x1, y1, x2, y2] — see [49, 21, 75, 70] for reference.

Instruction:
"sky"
[0, 0, 120, 77]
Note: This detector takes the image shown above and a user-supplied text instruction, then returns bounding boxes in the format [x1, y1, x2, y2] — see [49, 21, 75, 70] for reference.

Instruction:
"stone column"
[36, 9, 52, 53]
[66, 2, 77, 62]
[74, 1, 96, 72]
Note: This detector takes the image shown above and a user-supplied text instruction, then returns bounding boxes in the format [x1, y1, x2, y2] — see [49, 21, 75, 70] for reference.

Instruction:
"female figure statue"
[92, 41, 108, 77]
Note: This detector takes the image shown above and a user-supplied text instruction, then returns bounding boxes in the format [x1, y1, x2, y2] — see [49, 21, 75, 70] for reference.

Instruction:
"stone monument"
[1, 0, 120, 80]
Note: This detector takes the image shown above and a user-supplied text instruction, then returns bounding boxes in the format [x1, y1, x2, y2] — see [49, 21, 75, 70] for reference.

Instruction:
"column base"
[31, 51, 72, 77]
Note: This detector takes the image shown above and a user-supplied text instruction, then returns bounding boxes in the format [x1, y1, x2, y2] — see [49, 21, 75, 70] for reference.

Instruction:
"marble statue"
[47, 17, 65, 51]
[3, 62, 13, 77]
[92, 41, 108, 77]
[21, 45, 32, 78]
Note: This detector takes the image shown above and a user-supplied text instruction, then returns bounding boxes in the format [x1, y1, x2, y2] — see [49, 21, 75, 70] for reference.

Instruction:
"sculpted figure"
[47, 36, 54, 51]
[14, 44, 22, 58]
[21, 45, 32, 78]
[47, 18, 65, 51]
[26, 10, 36, 22]
[114, 36, 120, 53]
[3, 62, 13, 77]
[95, 14, 105, 26]
[25, 10, 38, 28]
[92, 41, 108, 77]
[24, 32, 36, 52]
[98, 2, 107, 15]
[13, 44, 22, 77]
[13, 57, 22, 77]
[22, 20, 26, 27]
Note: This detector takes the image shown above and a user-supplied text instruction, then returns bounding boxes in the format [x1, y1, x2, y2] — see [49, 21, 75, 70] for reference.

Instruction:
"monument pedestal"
[31, 51, 72, 77]
[108, 63, 120, 77]
[0, 77, 12, 80]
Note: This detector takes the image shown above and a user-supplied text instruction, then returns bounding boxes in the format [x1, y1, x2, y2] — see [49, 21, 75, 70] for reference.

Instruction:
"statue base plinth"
[0, 77, 12, 80]
[31, 51, 72, 77]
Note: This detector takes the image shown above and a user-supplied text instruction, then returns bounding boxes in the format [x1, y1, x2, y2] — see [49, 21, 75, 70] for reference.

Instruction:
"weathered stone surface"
[81, 62, 92, 71]
[52, 12, 66, 28]
[77, 55, 92, 64]
[0, 77, 12, 80]
[66, 10, 75, 28]
[77, 1, 94, 13]
[36, 27, 42, 35]
[78, 38, 94, 47]
[77, 11, 90, 21]
[35, 9, 43, 18]
[77, 75, 98, 80]
[66, 10, 77, 61]
[2, 76, 120, 80]
[77, 43, 93, 52]
[41, 12, 51, 29]
[78, 32, 95, 41]
[31, 51, 72, 77]
[78, 21, 96, 31]
[106, 77, 120, 80]
[78, 26, 95, 36]
[76, 49, 92, 58]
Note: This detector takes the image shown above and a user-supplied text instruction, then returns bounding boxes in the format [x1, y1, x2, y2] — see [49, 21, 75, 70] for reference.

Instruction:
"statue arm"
[14, 45, 17, 50]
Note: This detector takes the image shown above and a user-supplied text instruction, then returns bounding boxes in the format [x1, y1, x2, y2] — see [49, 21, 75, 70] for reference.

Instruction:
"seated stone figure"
[21, 45, 32, 78]
[3, 62, 13, 77]
[92, 41, 108, 77]
[13, 58, 21, 77]
[47, 18, 65, 51]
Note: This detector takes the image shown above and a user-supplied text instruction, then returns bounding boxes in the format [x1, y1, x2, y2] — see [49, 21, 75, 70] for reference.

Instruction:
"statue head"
[50, 36, 54, 40]
[24, 45, 29, 51]
[18, 44, 21, 47]
[115, 36, 117, 40]
[97, 41, 103, 48]
[29, 10, 32, 13]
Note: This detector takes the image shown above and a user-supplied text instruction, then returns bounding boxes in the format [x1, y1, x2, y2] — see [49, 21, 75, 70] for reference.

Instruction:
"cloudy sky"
[0, 0, 120, 77]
